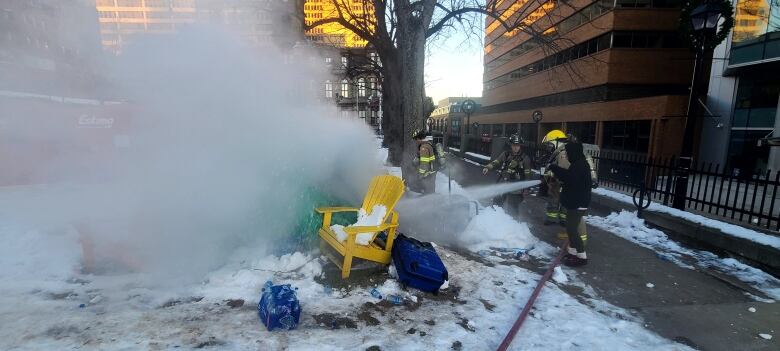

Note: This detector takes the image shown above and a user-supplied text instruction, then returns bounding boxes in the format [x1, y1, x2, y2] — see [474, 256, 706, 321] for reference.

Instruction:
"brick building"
[470, 0, 695, 159]
[95, 0, 300, 53]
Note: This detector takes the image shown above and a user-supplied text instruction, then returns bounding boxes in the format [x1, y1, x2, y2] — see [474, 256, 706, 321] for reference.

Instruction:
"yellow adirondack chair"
[316, 175, 405, 279]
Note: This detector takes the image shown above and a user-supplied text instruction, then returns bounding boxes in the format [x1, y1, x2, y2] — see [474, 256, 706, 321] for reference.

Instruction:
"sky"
[424, 20, 485, 105]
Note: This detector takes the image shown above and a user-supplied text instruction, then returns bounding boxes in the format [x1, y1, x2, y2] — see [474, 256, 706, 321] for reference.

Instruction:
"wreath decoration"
[679, 0, 735, 51]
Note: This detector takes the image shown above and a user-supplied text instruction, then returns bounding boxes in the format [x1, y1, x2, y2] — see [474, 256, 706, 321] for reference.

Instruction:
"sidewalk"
[445, 157, 780, 351]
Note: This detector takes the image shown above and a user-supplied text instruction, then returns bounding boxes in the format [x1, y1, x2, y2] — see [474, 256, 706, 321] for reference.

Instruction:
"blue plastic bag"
[258, 283, 301, 331]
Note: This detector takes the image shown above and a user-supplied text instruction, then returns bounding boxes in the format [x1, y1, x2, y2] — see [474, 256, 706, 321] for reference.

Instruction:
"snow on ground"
[0, 219, 693, 350]
[587, 210, 780, 300]
[0, 160, 693, 350]
[593, 188, 780, 250]
[465, 152, 491, 161]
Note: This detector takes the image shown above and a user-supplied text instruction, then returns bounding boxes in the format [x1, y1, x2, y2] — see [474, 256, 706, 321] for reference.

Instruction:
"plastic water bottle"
[370, 288, 382, 300]
[386, 294, 403, 305]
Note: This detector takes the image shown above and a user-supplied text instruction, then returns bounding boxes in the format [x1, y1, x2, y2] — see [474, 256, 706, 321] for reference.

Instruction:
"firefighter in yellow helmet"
[541, 130, 569, 225]
[542, 130, 599, 249]
[412, 129, 437, 194]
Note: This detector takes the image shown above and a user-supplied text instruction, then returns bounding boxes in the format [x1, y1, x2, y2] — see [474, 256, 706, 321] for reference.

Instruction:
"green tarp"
[280, 186, 356, 253]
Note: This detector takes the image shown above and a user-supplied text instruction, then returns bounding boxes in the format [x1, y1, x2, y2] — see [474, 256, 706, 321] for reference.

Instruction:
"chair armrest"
[343, 223, 398, 234]
[315, 207, 360, 214]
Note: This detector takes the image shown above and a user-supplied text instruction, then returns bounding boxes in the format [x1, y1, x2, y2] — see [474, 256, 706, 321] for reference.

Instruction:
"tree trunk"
[380, 2, 433, 177]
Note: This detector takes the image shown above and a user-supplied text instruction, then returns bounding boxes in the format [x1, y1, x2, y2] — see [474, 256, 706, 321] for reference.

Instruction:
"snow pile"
[0, 219, 81, 294]
[331, 204, 388, 245]
[199, 251, 323, 302]
[552, 266, 568, 283]
[593, 188, 780, 250]
[588, 210, 780, 300]
[458, 206, 539, 252]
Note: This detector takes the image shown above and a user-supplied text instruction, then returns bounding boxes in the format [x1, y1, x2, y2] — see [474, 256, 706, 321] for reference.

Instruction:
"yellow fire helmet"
[542, 129, 567, 143]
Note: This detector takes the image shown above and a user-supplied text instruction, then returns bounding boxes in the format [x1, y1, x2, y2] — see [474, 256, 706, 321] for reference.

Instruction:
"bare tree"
[302, 0, 583, 170]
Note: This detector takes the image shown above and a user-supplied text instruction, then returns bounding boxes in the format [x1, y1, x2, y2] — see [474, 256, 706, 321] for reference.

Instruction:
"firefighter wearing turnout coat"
[542, 130, 598, 226]
[412, 129, 437, 194]
[482, 134, 532, 217]
[548, 142, 592, 267]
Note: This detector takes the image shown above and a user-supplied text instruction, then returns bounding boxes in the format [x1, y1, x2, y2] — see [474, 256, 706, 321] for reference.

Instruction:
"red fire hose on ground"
[496, 241, 569, 351]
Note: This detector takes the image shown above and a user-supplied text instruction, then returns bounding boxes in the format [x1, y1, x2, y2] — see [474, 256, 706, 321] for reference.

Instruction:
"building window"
[341, 56, 347, 67]
[369, 77, 377, 92]
[325, 56, 332, 63]
[505, 123, 519, 137]
[341, 79, 349, 98]
[325, 80, 333, 98]
[358, 78, 366, 97]
[730, 0, 780, 65]
[117, 0, 143, 7]
[566, 122, 597, 144]
[369, 51, 380, 67]
[727, 76, 779, 172]
[602, 120, 651, 153]
[492, 124, 504, 137]
[479, 124, 491, 137]
[359, 110, 366, 119]
[520, 123, 538, 144]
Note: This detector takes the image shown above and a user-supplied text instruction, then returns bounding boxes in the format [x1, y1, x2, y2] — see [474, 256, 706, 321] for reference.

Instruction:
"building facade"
[95, 0, 299, 53]
[303, 0, 372, 48]
[471, 0, 694, 159]
[1, 0, 103, 96]
[429, 97, 483, 150]
[701, 0, 780, 175]
[303, 0, 381, 130]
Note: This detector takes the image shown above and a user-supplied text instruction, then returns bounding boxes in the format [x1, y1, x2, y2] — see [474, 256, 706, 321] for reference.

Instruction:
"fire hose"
[496, 240, 569, 351]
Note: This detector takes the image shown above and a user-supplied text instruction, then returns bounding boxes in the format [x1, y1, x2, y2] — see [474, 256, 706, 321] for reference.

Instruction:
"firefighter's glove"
[482, 168, 489, 175]
[412, 157, 420, 165]
[591, 181, 599, 189]
[508, 160, 518, 168]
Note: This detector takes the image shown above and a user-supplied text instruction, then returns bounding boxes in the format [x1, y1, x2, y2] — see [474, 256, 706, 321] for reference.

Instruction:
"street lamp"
[672, 0, 723, 210]
[690, 2, 722, 32]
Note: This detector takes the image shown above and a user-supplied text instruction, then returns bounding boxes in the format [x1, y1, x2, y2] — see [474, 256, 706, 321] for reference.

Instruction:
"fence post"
[633, 181, 651, 218]
[672, 155, 690, 210]
[663, 156, 675, 206]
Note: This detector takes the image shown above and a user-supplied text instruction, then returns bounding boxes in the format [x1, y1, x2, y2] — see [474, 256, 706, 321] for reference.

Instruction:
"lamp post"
[461, 99, 477, 152]
[531, 110, 544, 159]
[672, 1, 723, 210]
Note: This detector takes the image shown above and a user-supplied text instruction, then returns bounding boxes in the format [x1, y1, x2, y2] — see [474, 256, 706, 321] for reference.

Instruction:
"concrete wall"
[701, 34, 737, 166]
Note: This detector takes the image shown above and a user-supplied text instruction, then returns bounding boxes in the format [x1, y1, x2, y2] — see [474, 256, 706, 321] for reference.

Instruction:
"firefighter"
[482, 134, 532, 217]
[548, 142, 592, 267]
[541, 130, 600, 224]
[412, 129, 437, 194]
[541, 129, 569, 225]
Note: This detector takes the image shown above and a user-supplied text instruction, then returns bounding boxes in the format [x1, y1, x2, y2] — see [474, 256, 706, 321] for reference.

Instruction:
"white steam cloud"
[1, 26, 383, 285]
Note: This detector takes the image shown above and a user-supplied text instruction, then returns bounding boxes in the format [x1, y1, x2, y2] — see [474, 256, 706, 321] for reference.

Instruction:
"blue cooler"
[258, 283, 301, 331]
[392, 234, 449, 294]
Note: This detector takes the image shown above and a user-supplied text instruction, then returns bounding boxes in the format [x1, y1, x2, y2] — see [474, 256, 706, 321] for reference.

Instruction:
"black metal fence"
[588, 150, 780, 232]
[454, 139, 780, 233]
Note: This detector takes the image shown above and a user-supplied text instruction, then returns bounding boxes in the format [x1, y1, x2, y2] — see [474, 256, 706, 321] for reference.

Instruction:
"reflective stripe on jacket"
[418, 143, 436, 177]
